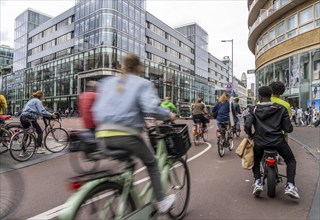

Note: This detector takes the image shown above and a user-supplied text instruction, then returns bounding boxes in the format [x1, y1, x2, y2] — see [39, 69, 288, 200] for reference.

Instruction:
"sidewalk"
[289, 126, 320, 160]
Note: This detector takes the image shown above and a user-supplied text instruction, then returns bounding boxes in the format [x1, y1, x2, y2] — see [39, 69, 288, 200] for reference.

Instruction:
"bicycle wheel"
[74, 182, 136, 219]
[69, 151, 100, 174]
[202, 129, 208, 142]
[193, 125, 200, 146]
[168, 158, 190, 220]
[0, 128, 11, 154]
[9, 131, 36, 162]
[44, 128, 69, 153]
[235, 130, 240, 137]
[266, 166, 277, 198]
[0, 162, 24, 219]
[217, 137, 225, 157]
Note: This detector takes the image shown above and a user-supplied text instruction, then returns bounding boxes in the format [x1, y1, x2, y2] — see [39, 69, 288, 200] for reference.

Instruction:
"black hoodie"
[244, 102, 293, 147]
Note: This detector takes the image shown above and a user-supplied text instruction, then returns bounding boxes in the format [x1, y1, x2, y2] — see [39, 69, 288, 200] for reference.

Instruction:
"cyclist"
[78, 81, 98, 132]
[192, 98, 208, 131]
[93, 54, 176, 214]
[232, 97, 241, 132]
[161, 97, 177, 113]
[20, 91, 56, 155]
[0, 92, 8, 124]
[269, 81, 290, 114]
[244, 86, 299, 199]
[213, 92, 235, 131]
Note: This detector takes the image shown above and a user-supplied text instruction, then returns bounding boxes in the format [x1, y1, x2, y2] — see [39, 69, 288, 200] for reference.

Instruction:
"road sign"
[247, 69, 255, 74]
[225, 83, 232, 91]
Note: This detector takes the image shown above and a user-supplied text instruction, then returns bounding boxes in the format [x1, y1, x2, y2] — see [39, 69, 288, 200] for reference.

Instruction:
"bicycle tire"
[0, 162, 24, 219]
[217, 137, 225, 157]
[202, 129, 208, 142]
[73, 182, 136, 219]
[69, 151, 100, 174]
[0, 128, 11, 154]
[44, 128, 69, 153]
[168, 158, 191, 220]
[193, 125, 200, 146]
[266, 166, 277, 198]
[235, 130, 240, 137]
[9, 131, 36, 162]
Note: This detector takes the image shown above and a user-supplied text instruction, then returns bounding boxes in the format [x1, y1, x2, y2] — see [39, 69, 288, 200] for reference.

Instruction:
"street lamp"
[221, 39, 234, 93]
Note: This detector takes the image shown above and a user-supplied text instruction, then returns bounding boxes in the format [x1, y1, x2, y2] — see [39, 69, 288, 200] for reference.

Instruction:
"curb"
[288, 135, 320, 220]
[288, 135, 319, 161]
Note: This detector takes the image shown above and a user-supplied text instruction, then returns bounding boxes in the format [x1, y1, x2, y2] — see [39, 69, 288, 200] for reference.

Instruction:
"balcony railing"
[249, 0, 292, 35]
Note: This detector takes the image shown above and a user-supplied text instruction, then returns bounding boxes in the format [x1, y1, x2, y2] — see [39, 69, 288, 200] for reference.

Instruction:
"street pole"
[221, 39, 234, 95]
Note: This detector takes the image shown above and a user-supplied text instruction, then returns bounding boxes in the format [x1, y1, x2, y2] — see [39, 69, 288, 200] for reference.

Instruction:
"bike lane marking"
[27, 142, 212, 220]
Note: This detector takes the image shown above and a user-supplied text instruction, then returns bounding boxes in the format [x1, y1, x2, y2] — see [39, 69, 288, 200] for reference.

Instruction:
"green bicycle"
[59, 123, 191, 220]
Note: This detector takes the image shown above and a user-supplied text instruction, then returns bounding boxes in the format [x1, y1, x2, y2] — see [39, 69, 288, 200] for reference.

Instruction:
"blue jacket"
[21, 98, 52, 119]
[93, 74, 170, 135]
[213, 101, 230, 122]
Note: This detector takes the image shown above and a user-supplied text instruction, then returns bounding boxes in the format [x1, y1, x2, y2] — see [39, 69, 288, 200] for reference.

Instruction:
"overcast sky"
[0, 0, 255, 85]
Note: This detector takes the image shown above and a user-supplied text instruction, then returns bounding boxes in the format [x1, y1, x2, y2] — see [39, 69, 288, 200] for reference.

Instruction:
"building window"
[299, 7, 313, 25]
[287, 14, 298, 31]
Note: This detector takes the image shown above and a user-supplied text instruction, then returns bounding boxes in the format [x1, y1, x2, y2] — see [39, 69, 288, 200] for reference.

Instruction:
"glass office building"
[4, 0, 236, 113]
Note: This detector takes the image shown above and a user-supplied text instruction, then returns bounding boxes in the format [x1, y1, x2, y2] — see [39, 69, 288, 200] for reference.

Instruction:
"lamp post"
[221, 39, 234, 93]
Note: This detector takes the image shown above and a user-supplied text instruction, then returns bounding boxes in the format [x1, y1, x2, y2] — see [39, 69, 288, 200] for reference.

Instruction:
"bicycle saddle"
[264, 149, 277, 157]
[194, 119, 201, 123]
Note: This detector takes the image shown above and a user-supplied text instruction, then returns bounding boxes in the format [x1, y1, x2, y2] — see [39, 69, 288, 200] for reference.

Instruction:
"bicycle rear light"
[67, 181, 83, 191]
[217, 129, 221, 133]
[265, 159, 277, 166]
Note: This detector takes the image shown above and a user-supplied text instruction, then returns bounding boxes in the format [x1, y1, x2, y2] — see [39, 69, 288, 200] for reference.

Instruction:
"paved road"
[1, 118, 319, 219]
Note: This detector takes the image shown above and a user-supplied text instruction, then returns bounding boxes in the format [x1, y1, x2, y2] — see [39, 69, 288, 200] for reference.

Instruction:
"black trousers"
[252, 142, 296, 185]
[20, 115, 43, 148]
[192, 114, 207, 128]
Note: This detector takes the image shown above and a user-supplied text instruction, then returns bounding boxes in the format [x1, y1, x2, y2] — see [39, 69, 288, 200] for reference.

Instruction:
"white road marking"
[28, 143, 212, 220]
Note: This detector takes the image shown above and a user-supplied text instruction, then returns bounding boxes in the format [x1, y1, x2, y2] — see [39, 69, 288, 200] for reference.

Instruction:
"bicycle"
[59, 122, 191, 220]
[0, 161, 24, 219]
[233, 115, 241, 137]
[0, 115, 22, 154]
[9, 115, 70, 162]
[216, 122, 234, 157]
[192, 119, 208, 146]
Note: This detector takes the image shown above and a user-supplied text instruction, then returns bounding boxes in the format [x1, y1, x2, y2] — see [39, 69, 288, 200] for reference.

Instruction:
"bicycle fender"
[58, 178, 109, 220]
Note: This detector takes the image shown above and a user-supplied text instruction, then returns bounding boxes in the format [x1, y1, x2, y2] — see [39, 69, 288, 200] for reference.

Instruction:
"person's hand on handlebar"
[51, 112, 57, 119]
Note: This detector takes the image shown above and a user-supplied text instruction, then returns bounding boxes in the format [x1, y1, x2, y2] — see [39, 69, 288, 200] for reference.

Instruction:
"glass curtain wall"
[255, 49, 320, 109]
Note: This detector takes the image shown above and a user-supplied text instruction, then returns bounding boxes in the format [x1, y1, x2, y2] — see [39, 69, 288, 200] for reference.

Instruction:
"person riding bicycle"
[20, 91, 56, 155]
[78, 81, 98, 132]
[244, 86, 299, 199]
[213, 92, 235, 132]
[161, 97, 177, 113]
[232, 97, 241, 132]
[192, 98, 208, 130]
[93, 54, 176, 214]
[0, 93, 8, 125]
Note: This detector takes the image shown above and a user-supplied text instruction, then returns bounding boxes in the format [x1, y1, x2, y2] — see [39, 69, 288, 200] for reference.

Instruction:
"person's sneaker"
[19, 150, 29, 157]
[157, 194, 176, 214]
[36, 147, 47, 154]
[284, 183, 300, 199]
[252, 179, 263, 196]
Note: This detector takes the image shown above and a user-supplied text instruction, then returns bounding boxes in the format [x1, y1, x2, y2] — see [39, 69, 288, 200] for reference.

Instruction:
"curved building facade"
[248, 0, 320, 109]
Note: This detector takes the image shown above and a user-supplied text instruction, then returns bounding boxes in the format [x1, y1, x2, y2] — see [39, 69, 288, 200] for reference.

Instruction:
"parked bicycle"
[9, 115, 70, 162]
[0, 115, 22, 154]
[192, 119, 208, 146]
[0, 161, 24, 219]
[260, 149, 286, 198]
[216, 122, 234, 157]
[59, 121, 191, 220]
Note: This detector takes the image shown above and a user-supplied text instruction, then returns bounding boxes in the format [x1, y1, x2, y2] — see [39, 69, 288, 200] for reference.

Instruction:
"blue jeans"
[234, 117, 240, 131]
[217, 121, 229, 130]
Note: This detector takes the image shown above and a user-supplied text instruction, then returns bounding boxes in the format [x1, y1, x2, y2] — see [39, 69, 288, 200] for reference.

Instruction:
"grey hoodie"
[93, 74, 170, 135]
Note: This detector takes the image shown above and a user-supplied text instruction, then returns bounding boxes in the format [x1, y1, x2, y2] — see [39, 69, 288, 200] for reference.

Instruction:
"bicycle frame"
[60, 135, 173, 220]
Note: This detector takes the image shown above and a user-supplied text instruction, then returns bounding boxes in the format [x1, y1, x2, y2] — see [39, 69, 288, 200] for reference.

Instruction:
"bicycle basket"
[149, 124, 191, 158]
